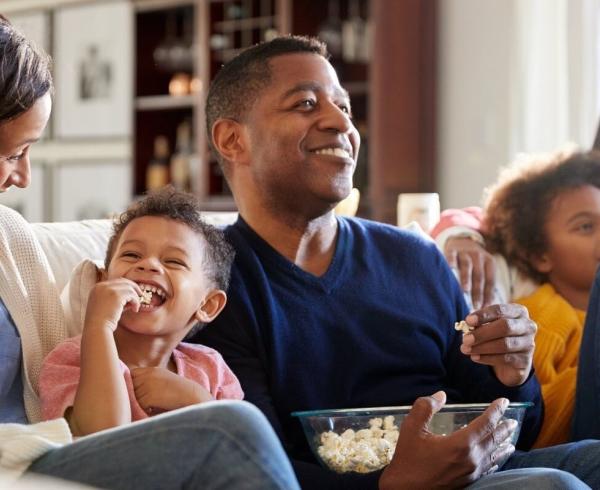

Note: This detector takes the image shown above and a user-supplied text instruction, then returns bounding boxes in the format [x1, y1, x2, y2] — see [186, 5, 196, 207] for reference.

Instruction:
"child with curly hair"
[39, 188, 243, 436]
[436, 148, 600, 447]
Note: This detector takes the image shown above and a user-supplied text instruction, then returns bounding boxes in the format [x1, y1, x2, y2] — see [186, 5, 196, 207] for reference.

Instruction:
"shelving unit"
[289, 0, 371, 214]
[5, 0, 436, 223]
[133, 0, 287, 209]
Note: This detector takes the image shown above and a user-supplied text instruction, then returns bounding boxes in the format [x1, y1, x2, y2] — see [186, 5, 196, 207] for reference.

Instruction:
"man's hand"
[379, 392, 516, 490]
[460, 304, 536, 387]
[84, 278, 143, 332]
[131, 367, 213, 414]
[445, 237, 496, 310]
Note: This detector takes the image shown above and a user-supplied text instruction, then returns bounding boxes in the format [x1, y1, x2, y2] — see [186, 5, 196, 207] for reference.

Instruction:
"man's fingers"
[464, 317, 537, 346]
[463, 398, 508, 444]
[467, 331, 535, 354]
[480, 419, 518, 474]
[469, 352, 532, 371]
[467, 303, 528, 325]
[402, 391, 447, 433]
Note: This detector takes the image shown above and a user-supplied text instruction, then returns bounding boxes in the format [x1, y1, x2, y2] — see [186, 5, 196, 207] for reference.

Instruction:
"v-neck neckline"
[234, 216, 350, 293]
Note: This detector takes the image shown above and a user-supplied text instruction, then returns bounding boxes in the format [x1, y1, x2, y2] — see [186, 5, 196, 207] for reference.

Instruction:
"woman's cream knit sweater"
[0, 206, 72, 478]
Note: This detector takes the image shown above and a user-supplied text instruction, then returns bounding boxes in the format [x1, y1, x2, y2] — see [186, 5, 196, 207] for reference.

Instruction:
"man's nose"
[319, 101, 354, 134]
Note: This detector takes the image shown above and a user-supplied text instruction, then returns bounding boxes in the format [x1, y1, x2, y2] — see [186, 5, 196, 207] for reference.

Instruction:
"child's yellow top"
[517, 283, 585, 448]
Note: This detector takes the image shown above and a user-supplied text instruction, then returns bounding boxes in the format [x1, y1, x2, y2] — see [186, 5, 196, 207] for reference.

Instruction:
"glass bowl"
[292, 402, 532, 474]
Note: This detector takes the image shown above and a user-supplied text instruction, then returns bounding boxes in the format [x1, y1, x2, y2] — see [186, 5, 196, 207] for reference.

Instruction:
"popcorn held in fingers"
[455, 320, 474, 335]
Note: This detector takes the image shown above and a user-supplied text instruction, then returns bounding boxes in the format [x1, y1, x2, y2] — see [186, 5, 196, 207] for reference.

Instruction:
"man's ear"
[195, 290, 227, 323]
[212, 118, 248, 165]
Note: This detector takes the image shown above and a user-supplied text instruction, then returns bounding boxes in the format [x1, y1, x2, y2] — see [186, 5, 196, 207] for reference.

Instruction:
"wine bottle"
[170, 120, 192, 191]
[146, 135, 170, 191]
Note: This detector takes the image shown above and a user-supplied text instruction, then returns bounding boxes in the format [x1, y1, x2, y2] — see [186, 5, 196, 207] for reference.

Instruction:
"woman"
[0, 15, 299, 490]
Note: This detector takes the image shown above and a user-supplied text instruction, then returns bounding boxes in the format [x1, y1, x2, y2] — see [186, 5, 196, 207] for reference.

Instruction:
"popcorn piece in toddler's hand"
[454, 320, 474, 335]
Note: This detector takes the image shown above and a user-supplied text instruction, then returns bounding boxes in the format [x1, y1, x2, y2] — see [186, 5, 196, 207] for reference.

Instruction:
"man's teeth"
[314, 147, 351, 158]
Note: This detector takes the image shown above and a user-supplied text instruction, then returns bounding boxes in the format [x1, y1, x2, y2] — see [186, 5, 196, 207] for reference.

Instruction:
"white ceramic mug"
[397, 193, 440, 232]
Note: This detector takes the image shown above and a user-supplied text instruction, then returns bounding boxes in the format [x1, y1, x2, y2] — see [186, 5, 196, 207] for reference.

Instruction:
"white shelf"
[135, 94, 195, 111]
[214, 15, 276, 31]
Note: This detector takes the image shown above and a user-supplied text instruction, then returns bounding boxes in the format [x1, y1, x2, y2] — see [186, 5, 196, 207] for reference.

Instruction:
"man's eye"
[296, 99, 316, 110]
[339, 104, 353, 117]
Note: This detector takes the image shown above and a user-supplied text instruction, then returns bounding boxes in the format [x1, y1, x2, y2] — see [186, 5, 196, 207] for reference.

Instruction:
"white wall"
[437, 0, 515, 209]
[437, 0, 600, 209]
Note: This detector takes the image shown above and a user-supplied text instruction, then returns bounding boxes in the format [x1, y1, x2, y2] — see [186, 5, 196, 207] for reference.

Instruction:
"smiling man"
[194, 35, 600, 489]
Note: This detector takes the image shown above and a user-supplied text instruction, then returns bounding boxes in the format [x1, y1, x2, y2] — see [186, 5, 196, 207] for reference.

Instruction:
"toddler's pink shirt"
[39, 335, 244, 421]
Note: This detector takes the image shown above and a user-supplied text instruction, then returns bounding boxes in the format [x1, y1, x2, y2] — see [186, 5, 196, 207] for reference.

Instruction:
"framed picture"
[53, 1, 133, 138]
[51, 160, 132, 222]
[0, 163, 47, 223]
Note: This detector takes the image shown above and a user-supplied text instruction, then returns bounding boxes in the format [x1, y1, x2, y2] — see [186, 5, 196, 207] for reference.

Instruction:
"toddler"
[40, 188, 242, 436]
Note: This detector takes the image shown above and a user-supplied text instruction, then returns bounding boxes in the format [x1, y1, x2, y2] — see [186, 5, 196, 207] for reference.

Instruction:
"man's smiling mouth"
[313, 147, 353, 159]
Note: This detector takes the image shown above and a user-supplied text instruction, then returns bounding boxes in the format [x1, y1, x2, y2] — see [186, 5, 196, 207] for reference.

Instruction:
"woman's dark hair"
[483, 148, 600, 283]
[0, 14, 53, 123]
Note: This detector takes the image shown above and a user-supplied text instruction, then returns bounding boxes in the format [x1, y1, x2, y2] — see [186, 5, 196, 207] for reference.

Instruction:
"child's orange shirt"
[517, 283, 585, 448]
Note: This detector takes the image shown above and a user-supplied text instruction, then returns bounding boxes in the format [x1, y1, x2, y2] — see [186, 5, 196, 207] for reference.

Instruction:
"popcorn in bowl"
[317, 415, 398, 473]
[292, 402, 532, 474]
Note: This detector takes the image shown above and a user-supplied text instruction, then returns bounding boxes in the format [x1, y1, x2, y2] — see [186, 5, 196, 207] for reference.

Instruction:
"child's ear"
[531, 253, 553, 274]
[194, 290, 227, 323]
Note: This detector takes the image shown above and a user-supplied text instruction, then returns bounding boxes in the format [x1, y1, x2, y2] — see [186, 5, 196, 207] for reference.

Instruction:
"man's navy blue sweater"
[194, 216, 542, 489]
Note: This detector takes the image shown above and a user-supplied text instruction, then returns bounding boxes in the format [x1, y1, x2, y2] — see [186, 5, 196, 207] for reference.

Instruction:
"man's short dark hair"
[105, 187, 235, 292]
[205, 35, 328, 174]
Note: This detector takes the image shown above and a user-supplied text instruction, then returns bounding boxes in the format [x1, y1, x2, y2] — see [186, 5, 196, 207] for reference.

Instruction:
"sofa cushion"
[31, 212, 239, 293]
[31, 220, 111, 293]
[36, 212, 239, 334]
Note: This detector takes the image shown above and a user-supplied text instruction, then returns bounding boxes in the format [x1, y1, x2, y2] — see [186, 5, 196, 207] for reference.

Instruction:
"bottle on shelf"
[146, 135, 170, 191]
[318, 0, 342, 59]
[170, 120, 192, 192]
[342, 0, 367, 63]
